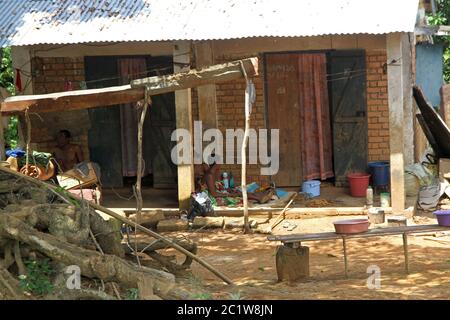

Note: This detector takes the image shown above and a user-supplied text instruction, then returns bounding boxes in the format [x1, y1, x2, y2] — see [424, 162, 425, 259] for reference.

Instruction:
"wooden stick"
[241, 78, 251, 234]
[134, 96, 150, 268]
[0, 165, 234, 285]
[403, 233, 409, 274]
[268, 193, 298, 232]
[136, 97, 150, 225]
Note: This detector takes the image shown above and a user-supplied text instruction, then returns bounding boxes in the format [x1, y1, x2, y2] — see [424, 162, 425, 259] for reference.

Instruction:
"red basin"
[333, 219, 370, 234]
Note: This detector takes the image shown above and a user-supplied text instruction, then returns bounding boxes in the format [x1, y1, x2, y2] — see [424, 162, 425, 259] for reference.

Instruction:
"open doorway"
[264, 50, 367, 187]
[84, 55, 177, 189]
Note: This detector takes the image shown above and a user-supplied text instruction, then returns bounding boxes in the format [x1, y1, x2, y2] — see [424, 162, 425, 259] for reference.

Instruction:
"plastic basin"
[433, 210, 450, 227]
[333, 219, 370, 234]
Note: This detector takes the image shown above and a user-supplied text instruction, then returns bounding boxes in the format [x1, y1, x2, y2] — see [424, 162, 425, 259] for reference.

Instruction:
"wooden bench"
[268, 224, 449, 280]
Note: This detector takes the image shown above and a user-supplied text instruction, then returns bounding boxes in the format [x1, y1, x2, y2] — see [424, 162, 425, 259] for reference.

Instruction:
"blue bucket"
[368, 161, 390, 187]
[302, 180, 321, 198]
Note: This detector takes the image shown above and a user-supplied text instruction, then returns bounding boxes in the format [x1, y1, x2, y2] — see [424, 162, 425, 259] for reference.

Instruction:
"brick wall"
[29, 57, 90, 159]
[366, 51, 390, 162]
[193, 54, 270, 185]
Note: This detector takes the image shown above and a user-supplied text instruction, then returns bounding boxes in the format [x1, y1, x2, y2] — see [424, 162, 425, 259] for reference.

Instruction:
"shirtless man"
[53, 130, 84, 172]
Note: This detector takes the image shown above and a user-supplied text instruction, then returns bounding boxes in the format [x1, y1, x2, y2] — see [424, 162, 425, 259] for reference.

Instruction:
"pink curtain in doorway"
[298, 54, 334, 181]
[118, 58, 149, 177]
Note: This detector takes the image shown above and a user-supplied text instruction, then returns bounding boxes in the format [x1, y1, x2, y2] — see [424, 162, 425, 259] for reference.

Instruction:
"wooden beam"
[194, 41, 218, 130]
[174, 41, 194, 211]
[2, 85, 144, 114]
[403, 33, 414, 165]
[1, 57, 259, 115]
[131, 57, 258, 89]
[387, 33, 406, 213]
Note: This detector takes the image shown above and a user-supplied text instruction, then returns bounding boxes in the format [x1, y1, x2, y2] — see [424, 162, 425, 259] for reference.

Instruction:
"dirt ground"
[160, 215, 449, 300]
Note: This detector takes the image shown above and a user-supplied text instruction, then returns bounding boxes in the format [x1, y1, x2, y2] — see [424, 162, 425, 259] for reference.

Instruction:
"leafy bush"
[19, 259, 55, 296]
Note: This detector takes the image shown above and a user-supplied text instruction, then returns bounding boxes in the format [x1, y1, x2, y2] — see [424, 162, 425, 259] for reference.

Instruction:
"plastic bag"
[187, 192, 215, 221]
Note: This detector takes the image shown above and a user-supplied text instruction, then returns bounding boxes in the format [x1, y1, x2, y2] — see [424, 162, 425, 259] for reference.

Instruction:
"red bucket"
[347, 173, 371, 197]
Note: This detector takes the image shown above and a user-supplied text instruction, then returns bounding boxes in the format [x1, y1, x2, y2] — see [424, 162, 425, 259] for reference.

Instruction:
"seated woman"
[194, 153, 274, 204]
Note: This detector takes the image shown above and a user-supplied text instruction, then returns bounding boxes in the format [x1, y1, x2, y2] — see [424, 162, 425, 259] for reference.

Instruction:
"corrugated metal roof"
[0, 0, 420, 47]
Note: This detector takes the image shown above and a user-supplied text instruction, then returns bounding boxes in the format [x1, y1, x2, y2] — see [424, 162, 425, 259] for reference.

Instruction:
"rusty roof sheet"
[0, 0, 420, 47]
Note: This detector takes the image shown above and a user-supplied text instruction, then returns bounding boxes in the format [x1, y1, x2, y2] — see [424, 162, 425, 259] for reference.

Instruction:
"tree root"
[0, 267, 27, 299]
[0, 213, 175, 297]
[13, 241, 26, 275]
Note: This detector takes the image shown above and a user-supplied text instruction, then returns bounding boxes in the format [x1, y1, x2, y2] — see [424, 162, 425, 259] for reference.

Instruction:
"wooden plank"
[387, 33, 406, 212]
[267, 225, 449, 243]
[414, 85, 450, 158]
[195, 41, 218, 130]
[1, 57, 259, 115]
[416, 114, 442, 158]
[2, 85, 144, 114]
[174, 41, 194, 211]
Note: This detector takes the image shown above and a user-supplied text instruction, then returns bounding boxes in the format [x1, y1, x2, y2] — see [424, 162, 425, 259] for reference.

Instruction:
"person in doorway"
[52, 129, 84, 172]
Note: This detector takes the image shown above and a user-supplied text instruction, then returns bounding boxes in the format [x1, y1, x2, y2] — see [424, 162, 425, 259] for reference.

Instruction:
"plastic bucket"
[302, 180, 321, 198]
[347, 173, 371, 197]
[433, 210, 450, 227]
[368, 161, 390, 187]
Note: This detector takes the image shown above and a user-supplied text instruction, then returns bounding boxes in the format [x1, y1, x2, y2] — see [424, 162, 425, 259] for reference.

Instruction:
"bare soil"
[162, 215, 450, 300]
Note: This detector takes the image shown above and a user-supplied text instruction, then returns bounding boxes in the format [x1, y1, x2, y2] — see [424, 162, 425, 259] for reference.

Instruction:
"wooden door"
[85, 57, 123, 188]
[328, 50, 368, 186]
[146, 56, 177, 188]
[265, 54, 302, 186]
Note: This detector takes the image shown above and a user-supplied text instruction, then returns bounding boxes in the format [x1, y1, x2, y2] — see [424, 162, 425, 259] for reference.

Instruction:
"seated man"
[52, 129, 84, 172]
[194, 153, 274, 204]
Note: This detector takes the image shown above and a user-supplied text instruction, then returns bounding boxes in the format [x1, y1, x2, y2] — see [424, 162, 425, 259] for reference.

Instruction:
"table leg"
[342, 237, 348, 278]
[403, 233, 409, 274]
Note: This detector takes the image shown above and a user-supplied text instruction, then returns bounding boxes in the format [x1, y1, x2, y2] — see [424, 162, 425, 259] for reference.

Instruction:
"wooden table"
[268, 224, 449, 277]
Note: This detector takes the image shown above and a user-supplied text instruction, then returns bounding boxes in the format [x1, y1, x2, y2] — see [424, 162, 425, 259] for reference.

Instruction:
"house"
[0, 0, 424, 212]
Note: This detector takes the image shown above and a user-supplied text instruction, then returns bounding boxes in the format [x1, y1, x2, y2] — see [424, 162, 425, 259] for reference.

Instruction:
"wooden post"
[342, 237, 348, 278]
[242, 78, 253, 234]
[194, 41, 218, 130]
[402, 233, 409, 274]
[174, 41, 194, 210]
[402, 33, 414, 166]
[387, 33, 406, 213]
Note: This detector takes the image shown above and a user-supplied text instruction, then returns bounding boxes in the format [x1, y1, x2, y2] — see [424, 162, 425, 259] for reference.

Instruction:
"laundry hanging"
[298, 54, 334, 181]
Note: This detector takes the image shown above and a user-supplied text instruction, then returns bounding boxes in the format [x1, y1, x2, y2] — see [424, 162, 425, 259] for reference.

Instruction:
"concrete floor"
[101, 182, 417, 213]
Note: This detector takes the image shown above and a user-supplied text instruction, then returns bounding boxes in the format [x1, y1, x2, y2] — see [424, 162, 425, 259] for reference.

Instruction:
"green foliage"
[427, 0, 450, 83]
[0, 47, 15, 95]
[191, 293, 213, 300]
[4, 116, 18, 149]
[125, 288, 139, 300]
[0, 47, 18, 149]
[228, 291, 244, 300]
[19, 259, 55, 296]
